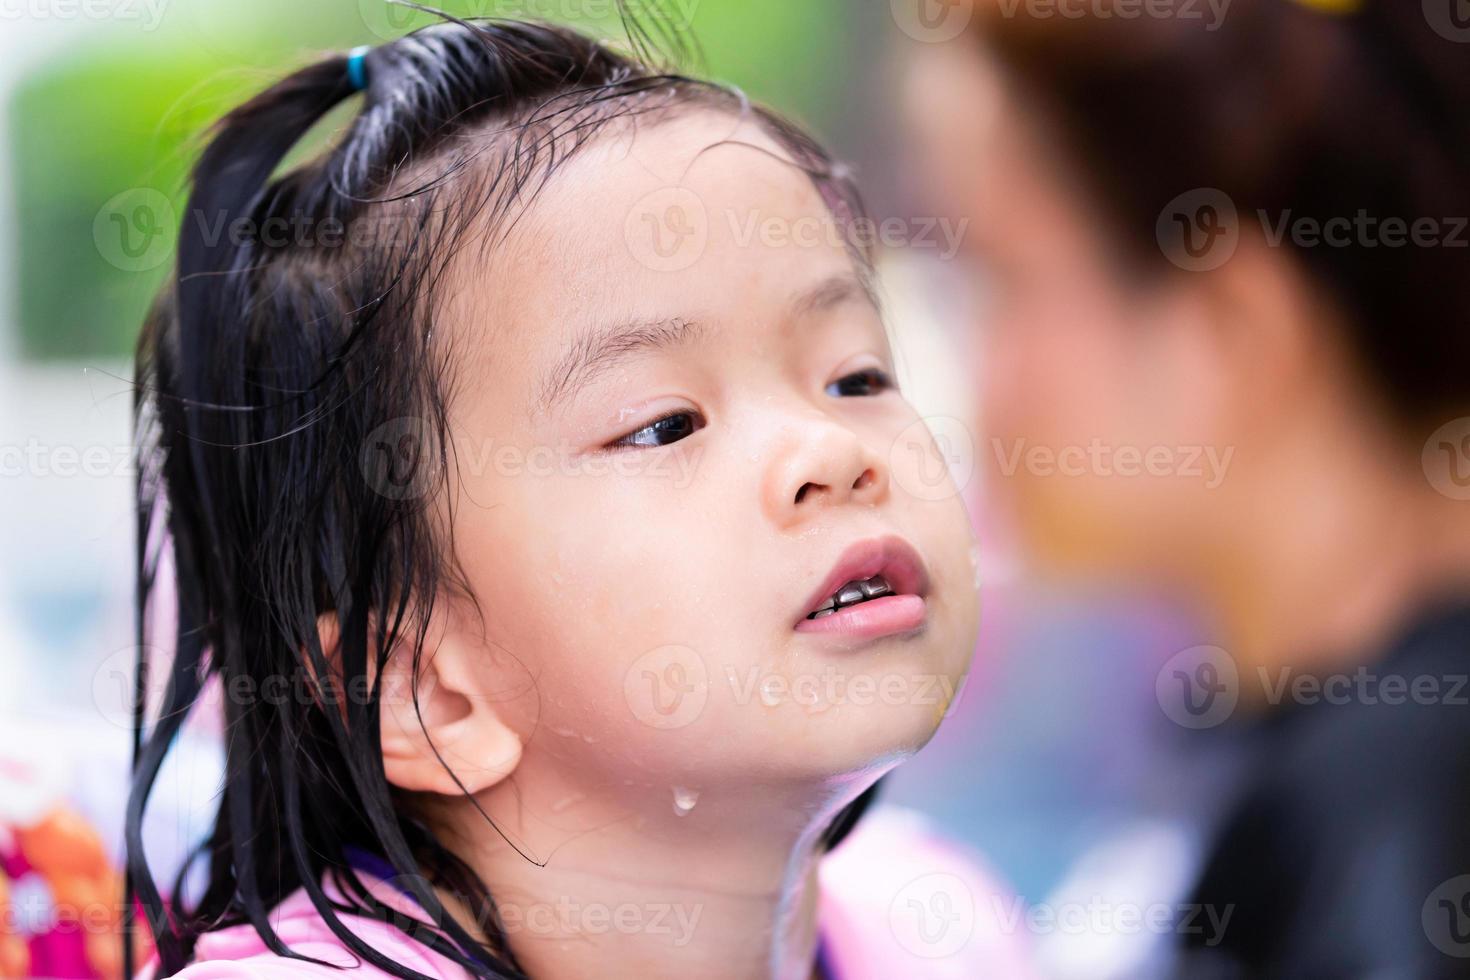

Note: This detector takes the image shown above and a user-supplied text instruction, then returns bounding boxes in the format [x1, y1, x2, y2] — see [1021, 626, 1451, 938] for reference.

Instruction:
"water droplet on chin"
[803, 691, 833, 716]
[671, 786, 700, 816]
[550, 792, 584, 813]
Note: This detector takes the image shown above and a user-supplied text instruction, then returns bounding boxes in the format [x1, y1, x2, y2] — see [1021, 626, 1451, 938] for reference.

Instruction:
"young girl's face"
[427, 110, 977, 807]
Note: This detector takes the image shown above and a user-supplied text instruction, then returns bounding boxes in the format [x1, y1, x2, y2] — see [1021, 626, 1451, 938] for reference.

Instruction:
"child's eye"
[825, 368, 893, 398]
[611, 410, 706, 449]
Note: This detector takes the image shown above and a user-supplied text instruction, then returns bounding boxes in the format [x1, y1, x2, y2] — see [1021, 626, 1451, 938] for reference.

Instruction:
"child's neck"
[427, 764, 871, 979]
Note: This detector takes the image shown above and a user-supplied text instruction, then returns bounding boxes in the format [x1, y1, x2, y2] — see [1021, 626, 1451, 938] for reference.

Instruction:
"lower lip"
[794, 595, 928, 639]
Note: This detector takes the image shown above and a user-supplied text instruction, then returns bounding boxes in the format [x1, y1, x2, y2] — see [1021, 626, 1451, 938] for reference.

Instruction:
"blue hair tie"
[346, 45, 371, 92]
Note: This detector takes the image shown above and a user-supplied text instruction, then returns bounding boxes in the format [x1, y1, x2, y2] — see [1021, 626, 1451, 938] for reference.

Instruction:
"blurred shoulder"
[140, 883, 474, 980]
[819, 805, 1037, 979]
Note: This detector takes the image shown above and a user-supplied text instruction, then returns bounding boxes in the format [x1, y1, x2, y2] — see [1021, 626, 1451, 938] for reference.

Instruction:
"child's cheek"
[480, 465, 711, 677]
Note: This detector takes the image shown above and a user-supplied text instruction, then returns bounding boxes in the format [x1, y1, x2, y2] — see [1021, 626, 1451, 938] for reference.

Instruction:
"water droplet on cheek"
[671, 786, 700, 816]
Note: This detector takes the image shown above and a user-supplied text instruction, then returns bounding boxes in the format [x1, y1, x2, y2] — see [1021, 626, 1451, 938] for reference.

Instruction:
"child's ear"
[314, 611, 523, 796]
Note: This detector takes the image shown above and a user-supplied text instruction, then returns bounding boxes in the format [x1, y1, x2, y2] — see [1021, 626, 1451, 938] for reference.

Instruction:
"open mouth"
[794, 536, 930, 639]
[805, 574, 896, 619]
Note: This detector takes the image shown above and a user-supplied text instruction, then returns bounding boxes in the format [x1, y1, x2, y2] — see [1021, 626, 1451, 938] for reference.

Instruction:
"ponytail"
[130, 53, 365, 976]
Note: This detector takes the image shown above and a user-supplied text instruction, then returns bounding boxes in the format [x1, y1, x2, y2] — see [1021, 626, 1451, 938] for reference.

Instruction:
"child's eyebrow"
[791, 272, 875, 321]
[536, 316, 708, 418]
[534, 273, 876, 418]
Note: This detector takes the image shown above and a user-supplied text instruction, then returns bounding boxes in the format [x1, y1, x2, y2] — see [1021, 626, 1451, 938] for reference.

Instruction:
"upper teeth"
[808, 575, 893, 619]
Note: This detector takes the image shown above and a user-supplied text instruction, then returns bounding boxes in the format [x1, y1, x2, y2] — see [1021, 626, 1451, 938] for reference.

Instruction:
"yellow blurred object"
[1286, 0, 1363, 14]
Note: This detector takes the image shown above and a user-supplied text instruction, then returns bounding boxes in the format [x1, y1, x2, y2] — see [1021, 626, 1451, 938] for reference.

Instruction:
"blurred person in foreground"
[901, 0, 1470, 976]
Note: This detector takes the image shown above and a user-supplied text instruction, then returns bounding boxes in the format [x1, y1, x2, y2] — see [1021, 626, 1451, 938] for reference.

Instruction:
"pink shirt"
[143, 808, 1032, 979]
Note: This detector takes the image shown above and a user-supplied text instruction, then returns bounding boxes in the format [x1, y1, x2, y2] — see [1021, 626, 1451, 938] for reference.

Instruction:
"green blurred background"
[9, 0, 866, 360]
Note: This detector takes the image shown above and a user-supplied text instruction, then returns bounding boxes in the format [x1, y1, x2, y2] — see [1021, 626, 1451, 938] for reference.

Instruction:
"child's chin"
[768, 700, 954, 776]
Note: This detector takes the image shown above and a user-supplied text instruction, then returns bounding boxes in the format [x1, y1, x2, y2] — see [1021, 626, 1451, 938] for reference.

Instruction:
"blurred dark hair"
[971, 0, 1470, 430]
[127, 12, 873, 980]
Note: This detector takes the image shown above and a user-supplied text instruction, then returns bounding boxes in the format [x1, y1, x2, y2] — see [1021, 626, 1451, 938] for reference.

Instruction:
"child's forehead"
[524, 108, 813, 223]
[442, 106, 840, 318]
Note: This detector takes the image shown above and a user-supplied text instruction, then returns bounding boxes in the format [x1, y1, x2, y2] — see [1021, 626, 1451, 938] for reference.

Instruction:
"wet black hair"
[126, 10, 877, 979]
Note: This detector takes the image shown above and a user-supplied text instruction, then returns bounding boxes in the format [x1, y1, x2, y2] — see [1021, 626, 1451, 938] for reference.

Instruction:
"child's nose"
[762, 417, 890, 529]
